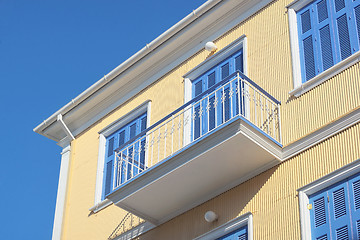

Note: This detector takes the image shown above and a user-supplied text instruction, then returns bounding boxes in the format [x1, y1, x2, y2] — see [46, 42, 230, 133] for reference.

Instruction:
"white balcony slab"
[107, 117, 282, 225]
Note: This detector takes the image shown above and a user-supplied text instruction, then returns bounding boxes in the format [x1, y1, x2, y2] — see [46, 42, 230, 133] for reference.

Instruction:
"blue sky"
[0, 0, 206, 238]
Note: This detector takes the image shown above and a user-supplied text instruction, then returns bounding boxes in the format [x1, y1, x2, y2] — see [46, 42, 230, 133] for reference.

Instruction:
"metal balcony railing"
[110, 71, 281, 193]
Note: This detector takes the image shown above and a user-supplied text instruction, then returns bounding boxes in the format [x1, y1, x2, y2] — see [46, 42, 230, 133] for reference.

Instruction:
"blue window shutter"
[354, 5, 360, 47]
[107, 137, 114, 157]
[348, 173, 360, 239]
[319, 25, 334, 70]
[224, 87, 230, 121]
[303, 36, 317, 80]
[329, 182, 352, 240]
[118, 130, 125, 147]
[313, 196, 327, 227]
[333, 187, 347, 219]
[235, 51, 244, 73]
[208, 95, 216, 131]
[317, 0, 329, 22]
[129, 123, 136, 139]
[301, 9, 312, 33]
[140, 115, 147, 131]
[316, 0, 335, 71]
[334, 0, 345, 12]
[337, 14, 352, 60]
[104, 160, 113, 195]
[194, 105, 200, 139]
[221, 63, 230, 79]
[208, 72, 216, 88]
[298, 4, 317, 82]
[309, 190, 331, 239]
[194, 80, 203, 97]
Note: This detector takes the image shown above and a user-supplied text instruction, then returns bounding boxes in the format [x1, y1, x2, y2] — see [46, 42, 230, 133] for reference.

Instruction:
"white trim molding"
[194, 212, 253, 240]
[298, 158, 360, 240]
[52, 144, 71, 240]
[91, 101, 151, 211]
[287, 0, 360, 97]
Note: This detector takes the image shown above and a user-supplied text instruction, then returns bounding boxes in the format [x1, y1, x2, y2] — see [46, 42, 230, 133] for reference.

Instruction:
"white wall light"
[205, 41, 217, 52]
[204, 211, 218, 222]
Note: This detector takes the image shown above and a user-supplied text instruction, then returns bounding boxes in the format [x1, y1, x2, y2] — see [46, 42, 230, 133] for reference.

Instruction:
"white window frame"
[298, 158, 360, 240]
[90, 100, 151, 213]
[183, 36, 248, 146]
[287, 0, 360, 97]
[193, 212, 253, 240]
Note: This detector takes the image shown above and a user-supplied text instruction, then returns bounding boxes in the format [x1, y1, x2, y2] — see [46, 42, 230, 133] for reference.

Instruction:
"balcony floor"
[107, 116, 282, 225]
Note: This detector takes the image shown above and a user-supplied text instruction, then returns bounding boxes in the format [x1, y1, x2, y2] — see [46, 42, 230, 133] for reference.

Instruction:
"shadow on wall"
[136, 165, 279, 240]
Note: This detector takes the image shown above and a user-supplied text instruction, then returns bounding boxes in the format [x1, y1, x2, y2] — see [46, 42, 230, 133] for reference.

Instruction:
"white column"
[52, 144, 71, 240]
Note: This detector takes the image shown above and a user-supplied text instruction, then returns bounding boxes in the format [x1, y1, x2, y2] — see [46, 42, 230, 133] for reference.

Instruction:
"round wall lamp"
[204, 211, 218, 223]
[205, 41, 217, 52]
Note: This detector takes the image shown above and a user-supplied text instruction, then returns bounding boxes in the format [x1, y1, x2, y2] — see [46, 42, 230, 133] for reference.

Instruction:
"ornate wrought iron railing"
[110, 71, 281, 192]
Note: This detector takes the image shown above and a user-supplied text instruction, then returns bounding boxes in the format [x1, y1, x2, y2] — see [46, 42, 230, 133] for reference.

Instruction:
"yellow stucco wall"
[60, 0, 360, 239]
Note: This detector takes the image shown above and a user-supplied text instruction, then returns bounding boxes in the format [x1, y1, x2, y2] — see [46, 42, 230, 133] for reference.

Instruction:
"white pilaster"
[52, 144, 71, 240]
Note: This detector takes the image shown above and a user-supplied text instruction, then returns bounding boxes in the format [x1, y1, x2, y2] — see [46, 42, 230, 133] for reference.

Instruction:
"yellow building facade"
[35, 0, 360, 239]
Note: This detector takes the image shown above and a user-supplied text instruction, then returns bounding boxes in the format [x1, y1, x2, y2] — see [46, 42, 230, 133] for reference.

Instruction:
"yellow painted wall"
[60, 0, 360, 239]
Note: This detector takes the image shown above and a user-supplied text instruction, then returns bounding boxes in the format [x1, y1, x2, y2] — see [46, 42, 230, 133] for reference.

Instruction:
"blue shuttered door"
[216, 225, 248, 240]
[309, 172, 360, 239]
[103, 113, 147, 198]
[191, 49, 243, 141]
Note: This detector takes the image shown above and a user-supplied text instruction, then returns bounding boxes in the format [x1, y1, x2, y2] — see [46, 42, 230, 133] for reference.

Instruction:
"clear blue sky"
[0, 0, 206, 238]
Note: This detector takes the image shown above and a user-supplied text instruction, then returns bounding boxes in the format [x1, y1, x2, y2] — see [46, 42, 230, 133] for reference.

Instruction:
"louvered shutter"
[349, 173, 360, 240]
[104, 137, 115, 195]
[349, 0, 360, 54]
[193, 79, 203, 140]
[355, 5, 360, 46]
[315, 0, 335, 71]
[208, 72, 216, 131]
[139, 115, 147, 171]
[221, 62, 231, 122]
[298, 5, 317, 81]
[309, 190, 331, 240]
[234, 50, 243, 116]
[331, 0, 360, 62]
[328, 182, 352, 240]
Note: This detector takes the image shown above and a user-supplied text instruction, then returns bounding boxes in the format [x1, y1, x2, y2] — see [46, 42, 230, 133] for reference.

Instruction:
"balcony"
[106, 71, 282, 225]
